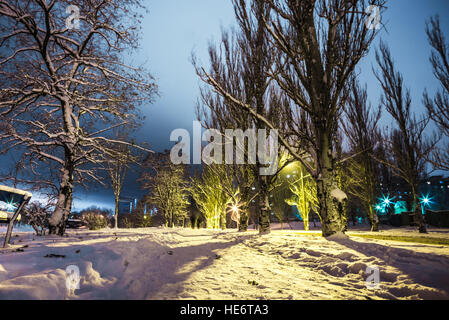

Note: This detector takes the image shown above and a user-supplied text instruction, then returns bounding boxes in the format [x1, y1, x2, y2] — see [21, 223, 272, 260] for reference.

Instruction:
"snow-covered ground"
[0, 227, 449, 300]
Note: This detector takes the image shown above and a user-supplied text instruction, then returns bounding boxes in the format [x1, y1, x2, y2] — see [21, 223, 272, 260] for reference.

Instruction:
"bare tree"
[424, 15, 449, 170]
[375, 41, 436, 233]
[342, 81, 382, 231]
[107, 129, 136, 230]
[140, 152, 190, 228]
[194, 0, 287, 234]
[0, 0, 156, 235]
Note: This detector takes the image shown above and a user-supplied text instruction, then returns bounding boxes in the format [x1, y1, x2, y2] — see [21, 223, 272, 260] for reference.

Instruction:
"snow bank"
[0, 227, 448, 300]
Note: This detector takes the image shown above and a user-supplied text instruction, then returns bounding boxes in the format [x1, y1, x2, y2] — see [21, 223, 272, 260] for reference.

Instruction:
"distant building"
[118, 197, 137, 215]
[377, 175, 449, 214]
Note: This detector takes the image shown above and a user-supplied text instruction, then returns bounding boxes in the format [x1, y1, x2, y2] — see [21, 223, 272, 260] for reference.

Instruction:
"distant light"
[419, 194, 433, 208]
[379, 195, 394, 209]
[427, 182, 431, 185]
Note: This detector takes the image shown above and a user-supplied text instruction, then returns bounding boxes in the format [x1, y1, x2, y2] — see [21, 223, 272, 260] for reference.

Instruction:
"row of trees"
[190, 0, 449, 236]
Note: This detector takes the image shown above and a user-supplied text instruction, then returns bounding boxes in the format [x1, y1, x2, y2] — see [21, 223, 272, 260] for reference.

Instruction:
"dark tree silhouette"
[375, 41, 436, 234]
[424, 15, 449, 171]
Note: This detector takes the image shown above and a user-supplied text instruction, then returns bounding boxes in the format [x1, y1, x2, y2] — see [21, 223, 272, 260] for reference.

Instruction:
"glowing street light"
[380, 194, 395, 207]
[419, 194, 433, 215]
[419, 194, 433, 208]
[375, 194, 395, 214]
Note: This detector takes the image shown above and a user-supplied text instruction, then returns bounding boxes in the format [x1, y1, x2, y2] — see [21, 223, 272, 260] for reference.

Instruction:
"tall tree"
[107, 129, 135, 230]
[375, 41, 435, 234]
[424, 15, 449, 171]
[140, 152, 190, 228]
[194, 0, 286, 234]
[342, 81, 382, 232]
[0, 0, 156, 235]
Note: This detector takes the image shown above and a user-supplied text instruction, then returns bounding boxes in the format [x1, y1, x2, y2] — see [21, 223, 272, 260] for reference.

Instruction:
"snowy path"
[0, 228, 448, 300]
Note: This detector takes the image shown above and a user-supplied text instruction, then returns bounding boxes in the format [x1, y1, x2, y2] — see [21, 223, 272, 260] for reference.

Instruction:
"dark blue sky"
[74, 0, 449, 211]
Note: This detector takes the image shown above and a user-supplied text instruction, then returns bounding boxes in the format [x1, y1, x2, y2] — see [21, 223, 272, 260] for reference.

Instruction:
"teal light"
[380, 194, 395, 208]
[419, 194, 433, 215]
[419, 194, 433, 208]
[375, 194, 395, 215]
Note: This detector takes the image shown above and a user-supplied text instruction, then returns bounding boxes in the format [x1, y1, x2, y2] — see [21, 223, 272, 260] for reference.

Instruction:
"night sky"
[5, 0, 449, 211]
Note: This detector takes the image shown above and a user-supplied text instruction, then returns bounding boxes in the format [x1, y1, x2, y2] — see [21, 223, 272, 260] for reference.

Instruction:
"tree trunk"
[316, 141, 347, 237]
[220, 211, 227, 230]
[258, 175, 271, 235]
[304, 215, 309, 231]
[114, 197, 119, 229]
[368, 206, 379, 232]
[412, 188, 427, 233]
[48, 162, 74, 235]
[238, 210, 249, 232]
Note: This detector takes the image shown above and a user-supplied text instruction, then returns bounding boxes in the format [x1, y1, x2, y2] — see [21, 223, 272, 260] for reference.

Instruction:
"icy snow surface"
[0, 227, 449, 300]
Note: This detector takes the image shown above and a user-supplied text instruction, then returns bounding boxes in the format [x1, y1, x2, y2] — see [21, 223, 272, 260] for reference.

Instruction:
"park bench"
[0, 185, 32, 248]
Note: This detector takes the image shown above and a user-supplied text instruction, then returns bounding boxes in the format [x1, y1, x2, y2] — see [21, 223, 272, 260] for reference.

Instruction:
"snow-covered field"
[0, 227, 449, 300]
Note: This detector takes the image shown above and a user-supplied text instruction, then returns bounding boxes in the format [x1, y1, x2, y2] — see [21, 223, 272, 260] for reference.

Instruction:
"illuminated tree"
[0, 0, 156, 235]
[375, 41, 436, 233]
[140, 152, 190, 228]
[190, 165, 235, 229]
[284, 161, 318, 231]
[424, 15, 449, 171]
[270, 176, 292, 230]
